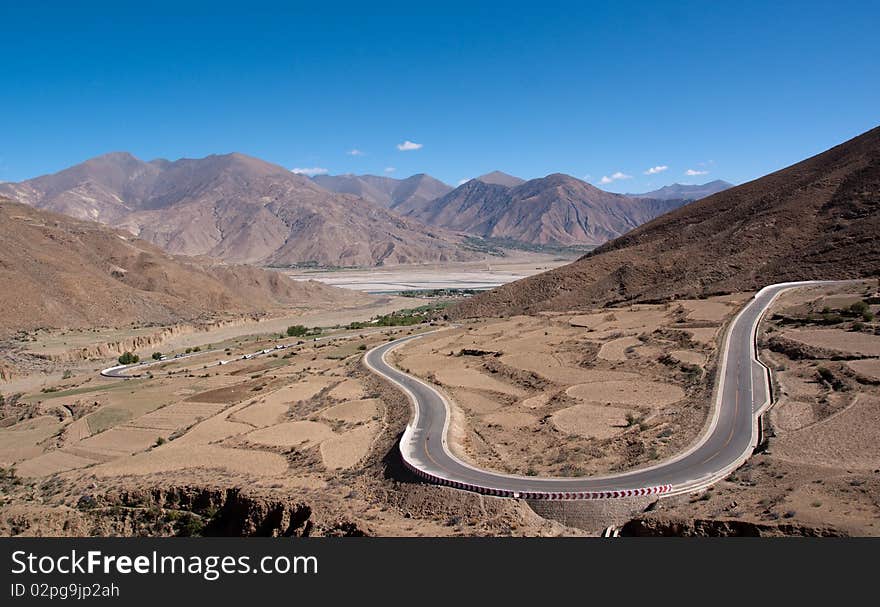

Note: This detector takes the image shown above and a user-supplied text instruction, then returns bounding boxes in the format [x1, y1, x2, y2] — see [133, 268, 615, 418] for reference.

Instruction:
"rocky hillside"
[0, 153, 475, 267]
[453, 126, 880, 317]
[402, 173, 689, 246]
[0, 198, 362, 335]
[312, 173, 452, 212]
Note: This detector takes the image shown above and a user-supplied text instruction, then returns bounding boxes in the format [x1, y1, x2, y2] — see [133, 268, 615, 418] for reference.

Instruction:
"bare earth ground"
[3, 279, 878, 536]
[0, 305, 578, 537]
[626, 281, 880, 536]
[392, 294, 748, 478]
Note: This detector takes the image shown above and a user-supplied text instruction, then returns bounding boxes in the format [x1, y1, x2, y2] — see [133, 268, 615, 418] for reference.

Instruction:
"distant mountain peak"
[628, 180, 733, 201]
[452, 125, 880, 317]
[476, 171, 525, 187]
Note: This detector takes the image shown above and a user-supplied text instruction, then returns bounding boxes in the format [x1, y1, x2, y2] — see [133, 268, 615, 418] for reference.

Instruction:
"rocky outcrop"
[620, 516, 845, 537]
[93, 485, 366, 537]
[38, 318, 261, 363]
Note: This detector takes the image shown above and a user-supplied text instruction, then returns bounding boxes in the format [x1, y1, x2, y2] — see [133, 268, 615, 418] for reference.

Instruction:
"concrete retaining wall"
[527, 496, 654, 532]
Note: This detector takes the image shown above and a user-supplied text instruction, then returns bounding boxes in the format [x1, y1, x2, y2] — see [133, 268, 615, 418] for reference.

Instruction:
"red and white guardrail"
[399, 447, 672, 500]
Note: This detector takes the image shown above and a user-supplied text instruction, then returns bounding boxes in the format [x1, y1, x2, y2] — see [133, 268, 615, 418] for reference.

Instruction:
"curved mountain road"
[365, 281, 849, 500]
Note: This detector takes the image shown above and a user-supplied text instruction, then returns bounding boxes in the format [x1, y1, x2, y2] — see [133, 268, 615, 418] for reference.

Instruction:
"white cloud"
[685, 169, 709, 176]
[396, 140, 423, 151]
[384, 167, 396, 173]
[347, 149, 364, 156]
[644, 165, 668, 175]
[599, 171, 632, 184]
[291, 167, 329, 176]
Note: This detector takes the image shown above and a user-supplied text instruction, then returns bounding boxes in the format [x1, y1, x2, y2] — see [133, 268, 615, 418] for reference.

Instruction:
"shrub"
[849, 301, 869, 316]
[357, 344, 367, 351]
[152, 352, 163, 360]
[118, 351, 139, 365]
[286, 325, 309, 337]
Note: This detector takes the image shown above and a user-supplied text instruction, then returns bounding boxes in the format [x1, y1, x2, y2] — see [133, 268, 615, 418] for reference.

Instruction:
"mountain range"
[0, 153, 476, 267]
[0, 198, 360, 335]
[1, 154, 735, 267]
[398, 173, 692, 246]
[453, 126, 880, 317]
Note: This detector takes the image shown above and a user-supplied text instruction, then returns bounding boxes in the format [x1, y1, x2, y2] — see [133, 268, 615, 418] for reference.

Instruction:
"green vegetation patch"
[86, 407, 133, 433]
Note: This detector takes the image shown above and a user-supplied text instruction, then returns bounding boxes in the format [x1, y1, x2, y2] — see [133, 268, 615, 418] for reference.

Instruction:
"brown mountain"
[475, 171, 526, 187]
[312, 173, 452, 212]
[0, 198, 361, 335]
[401, 173, 689, 246]
[453, 126, 880, 318]
[627, 180, 733, 201]
[0, 154, 475, 267]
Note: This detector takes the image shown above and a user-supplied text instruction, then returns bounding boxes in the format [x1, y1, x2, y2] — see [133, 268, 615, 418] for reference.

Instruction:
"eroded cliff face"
[34, 317, 265, 364]
[2, 483, 366, 537]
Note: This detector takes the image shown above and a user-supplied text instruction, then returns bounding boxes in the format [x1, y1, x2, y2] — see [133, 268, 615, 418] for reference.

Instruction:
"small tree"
[152, 352, 163, 360]
[118, 351, 139, 365]
[286, 325, 309, 337]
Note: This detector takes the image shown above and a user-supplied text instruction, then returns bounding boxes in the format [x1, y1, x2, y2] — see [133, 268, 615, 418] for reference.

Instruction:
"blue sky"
[1, 1, 878, 192]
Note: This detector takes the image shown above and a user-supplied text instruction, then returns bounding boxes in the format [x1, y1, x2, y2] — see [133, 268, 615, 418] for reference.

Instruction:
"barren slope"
[454, 126, 880, 317]
[0, 199, 360, 335]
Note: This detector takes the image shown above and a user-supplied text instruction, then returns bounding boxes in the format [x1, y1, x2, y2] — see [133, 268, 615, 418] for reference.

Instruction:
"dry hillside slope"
[0, 198, 360, 335]
[454, 126, 880, 317]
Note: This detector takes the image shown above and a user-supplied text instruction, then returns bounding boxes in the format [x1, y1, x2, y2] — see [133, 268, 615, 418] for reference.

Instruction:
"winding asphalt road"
[365, 281, 846, 500]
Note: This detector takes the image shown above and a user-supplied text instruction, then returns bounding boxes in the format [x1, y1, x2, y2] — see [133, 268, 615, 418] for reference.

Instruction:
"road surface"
[364, 281, 846, 499]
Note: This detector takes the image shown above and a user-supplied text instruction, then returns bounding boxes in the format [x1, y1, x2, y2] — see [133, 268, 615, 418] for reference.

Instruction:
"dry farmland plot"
[319, 399, 380, 424]
[15, 449, 99, 477]
[230, 378, 338, 427]
[0, 416, 64, 464]
[91, 444, 291, 478]
[327, 379, 367, 401]
[598, 336, 642, 362]
[246, 420, 335, 448]
[319, 422, 380, 470]
[566, 380, 684, 408]
[551, 403, 632, 440]
[848, 359, 880, 381]
[786, 329, 880, 357]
